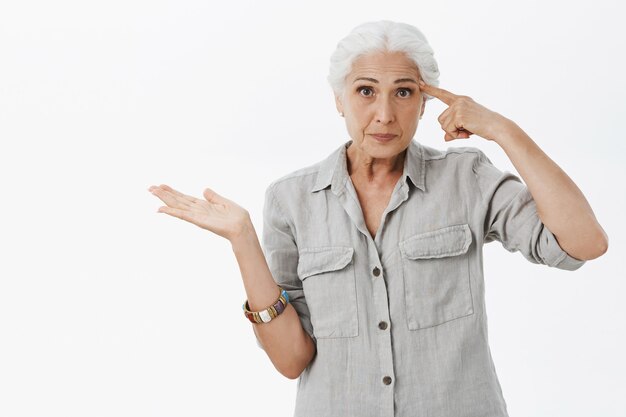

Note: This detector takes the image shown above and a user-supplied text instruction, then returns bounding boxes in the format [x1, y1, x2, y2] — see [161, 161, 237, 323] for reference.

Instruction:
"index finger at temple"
[419, 80, 457, 105]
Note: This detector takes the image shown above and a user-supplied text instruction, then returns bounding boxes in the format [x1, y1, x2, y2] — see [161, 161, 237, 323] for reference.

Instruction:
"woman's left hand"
[418, 79, 512, 142]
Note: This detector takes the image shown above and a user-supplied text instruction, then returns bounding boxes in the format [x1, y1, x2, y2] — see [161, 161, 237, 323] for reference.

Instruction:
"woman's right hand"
[148, 184, 252, 242]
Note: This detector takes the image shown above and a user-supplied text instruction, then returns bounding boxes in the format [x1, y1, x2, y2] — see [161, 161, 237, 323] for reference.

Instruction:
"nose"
[375, 96, 395, 124]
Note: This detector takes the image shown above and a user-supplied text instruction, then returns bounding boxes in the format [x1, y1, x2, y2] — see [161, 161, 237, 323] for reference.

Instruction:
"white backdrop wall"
[0, 0, 624, 416]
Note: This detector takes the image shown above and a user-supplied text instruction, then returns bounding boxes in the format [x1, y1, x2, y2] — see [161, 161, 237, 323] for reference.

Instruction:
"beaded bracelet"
[242, 287, 290, 324]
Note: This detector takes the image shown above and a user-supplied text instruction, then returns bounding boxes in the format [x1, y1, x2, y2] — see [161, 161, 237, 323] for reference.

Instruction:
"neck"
[346, 142, 406, 184]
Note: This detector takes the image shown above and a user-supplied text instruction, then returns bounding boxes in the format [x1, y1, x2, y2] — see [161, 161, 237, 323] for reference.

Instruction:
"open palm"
[148, 184, 250, 242]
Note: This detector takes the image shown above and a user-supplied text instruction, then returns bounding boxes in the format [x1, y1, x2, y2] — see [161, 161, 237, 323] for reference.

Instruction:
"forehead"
[349, 51, 420, 81]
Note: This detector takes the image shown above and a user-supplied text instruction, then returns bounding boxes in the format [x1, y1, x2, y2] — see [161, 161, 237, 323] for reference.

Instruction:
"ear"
[334, 93, 343, 114]
[419, 97, 426, 118]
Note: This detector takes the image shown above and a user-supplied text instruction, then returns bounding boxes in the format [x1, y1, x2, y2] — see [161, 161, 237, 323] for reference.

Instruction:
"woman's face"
[335, 50, 426, 160]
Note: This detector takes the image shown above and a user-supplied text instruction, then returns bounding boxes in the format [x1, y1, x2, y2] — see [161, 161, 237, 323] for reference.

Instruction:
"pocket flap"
[400, 224, 472, 259]
[297, 246, 354, 280]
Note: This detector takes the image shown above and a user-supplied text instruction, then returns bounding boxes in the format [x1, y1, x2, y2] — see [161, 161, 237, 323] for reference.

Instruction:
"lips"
[370, 133, 398, 142]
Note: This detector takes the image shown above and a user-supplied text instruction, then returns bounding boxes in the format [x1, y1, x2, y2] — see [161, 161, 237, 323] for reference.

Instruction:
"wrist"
[492, 118, 522, 147]
[230, 220, 259, 253]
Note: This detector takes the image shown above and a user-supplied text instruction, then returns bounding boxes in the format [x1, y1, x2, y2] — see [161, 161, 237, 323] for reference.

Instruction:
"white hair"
[327, 20, 440, 101]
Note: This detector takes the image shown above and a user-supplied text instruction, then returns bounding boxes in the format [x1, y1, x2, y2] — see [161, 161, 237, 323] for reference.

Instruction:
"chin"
[365, 141, 405, 158]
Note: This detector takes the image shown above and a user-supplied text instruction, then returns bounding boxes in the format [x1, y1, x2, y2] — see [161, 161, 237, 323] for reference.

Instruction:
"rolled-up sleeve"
[472, 149, 586, 271]
[254, 184, 316, 350]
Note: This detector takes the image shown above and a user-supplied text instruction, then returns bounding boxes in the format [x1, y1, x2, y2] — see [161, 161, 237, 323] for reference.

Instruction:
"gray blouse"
[256, 138, 585, 417]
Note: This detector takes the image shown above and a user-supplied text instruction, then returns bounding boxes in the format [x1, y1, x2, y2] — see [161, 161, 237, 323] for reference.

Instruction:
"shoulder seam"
[269, 170, 318, 188]
[266, 183, 298, 242]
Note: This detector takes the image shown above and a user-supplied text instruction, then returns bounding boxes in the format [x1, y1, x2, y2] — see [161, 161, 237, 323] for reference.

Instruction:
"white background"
[1, 0, 624, 416]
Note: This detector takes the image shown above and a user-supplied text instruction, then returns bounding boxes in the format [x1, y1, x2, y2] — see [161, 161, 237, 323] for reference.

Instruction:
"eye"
[356, 86, 414, 98]
[356, 86, 373, 97]
[397, 88, 413, 98]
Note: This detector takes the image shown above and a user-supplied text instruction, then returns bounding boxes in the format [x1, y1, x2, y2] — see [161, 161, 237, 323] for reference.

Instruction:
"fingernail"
[418, 79, 425, 87]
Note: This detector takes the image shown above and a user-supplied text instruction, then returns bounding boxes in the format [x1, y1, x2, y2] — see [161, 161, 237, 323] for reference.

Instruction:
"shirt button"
[383, 376, 392, 385]
[378, 321, 388, 330]
[372, 266, 381, 277]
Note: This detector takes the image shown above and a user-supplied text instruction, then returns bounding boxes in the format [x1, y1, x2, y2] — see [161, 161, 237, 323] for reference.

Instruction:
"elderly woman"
[148, 20, 608, 417]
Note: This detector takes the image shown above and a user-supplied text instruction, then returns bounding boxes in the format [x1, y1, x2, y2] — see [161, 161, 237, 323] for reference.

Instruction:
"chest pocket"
[297, 246, 358, 338]
[399, 223, 474, 330]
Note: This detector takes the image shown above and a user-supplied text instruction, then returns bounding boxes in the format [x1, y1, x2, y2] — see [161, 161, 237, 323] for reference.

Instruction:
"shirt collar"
[311, 139, 426, 194]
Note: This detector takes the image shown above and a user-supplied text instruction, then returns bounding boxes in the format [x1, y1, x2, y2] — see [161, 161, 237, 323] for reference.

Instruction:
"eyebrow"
[353, 77, 418, 85]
